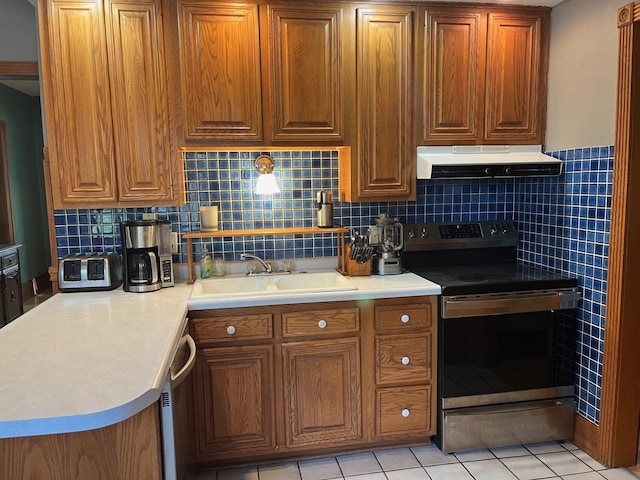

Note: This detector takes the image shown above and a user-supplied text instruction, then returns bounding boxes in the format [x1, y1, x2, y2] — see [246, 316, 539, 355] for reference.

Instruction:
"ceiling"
[3, 0, 564, 97]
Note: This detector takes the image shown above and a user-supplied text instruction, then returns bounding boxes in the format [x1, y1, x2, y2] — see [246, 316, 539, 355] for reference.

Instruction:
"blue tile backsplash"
[53, 146, 612, 426]
[517, 146, 612, 425]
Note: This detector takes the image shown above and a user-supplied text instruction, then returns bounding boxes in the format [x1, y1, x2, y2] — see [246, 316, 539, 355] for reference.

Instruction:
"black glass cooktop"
[409, 262, 578, 295]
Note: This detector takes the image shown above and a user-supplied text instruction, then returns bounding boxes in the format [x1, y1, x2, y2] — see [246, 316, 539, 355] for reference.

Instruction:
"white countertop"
[0, 284, 192, 439]
[0, 271, 440, 440]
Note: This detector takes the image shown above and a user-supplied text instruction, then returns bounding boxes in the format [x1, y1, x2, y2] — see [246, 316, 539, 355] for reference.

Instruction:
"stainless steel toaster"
[58, 252, 123, 292]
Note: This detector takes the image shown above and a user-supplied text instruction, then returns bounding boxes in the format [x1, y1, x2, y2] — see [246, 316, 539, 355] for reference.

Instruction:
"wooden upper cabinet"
[262, 4, 345, 143]
[423, 9, 485, 143]
[421, 6, 549, 146]
[39, 0, 179, 207]
[484, 12, 547, 143]
[106, 0, 173, 201]
[348, 6, 415, 201]
[41, 0, 117, 204]
[176, 1, 263, 141]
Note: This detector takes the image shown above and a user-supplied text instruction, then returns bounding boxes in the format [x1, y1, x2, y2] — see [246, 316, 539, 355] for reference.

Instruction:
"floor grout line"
[205, 442, 640, 480]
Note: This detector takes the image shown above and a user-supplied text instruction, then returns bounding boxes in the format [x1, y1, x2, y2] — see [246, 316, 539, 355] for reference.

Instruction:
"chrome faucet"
[240, 253, 272, 275]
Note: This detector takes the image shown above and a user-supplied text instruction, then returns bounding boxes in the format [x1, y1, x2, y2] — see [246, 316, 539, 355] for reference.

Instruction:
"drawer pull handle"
[226, 326, 236, 335]
[401, 356, 410, 365]
[402, 409, 411, 418]
[401, 314, 410, 323]
[318, 320, 327, 329]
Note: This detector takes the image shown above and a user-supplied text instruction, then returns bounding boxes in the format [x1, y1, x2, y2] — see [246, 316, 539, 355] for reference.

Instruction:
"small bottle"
[200, 246, 212, 279]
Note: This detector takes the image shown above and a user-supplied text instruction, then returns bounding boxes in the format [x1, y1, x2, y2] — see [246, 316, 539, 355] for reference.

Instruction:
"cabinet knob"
[402, 409, 411, 418]
[317, 320, 327, 329]
[401, 314, 410, 323]
[226, 325, 236, 335]
[401, 356, 410, 365]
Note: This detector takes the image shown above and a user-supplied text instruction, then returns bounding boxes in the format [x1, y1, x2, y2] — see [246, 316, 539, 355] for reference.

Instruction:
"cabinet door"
[193, 345, 276, 460]
[423, 9, 486, 144]
[41, 0, 118, 205]
[484, 12, 547, 144]
[353, 7, 415, 200]
[262, 4, 344, 143]
[106, 0, 173, 202]
[282, 337, 361, 448]
[177, 1, 262, 141]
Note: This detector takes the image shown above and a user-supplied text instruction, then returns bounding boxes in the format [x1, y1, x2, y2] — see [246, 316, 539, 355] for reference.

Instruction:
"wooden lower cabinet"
[188, 296, 437, 467]
[193, 344, 276, 460]
[0, 403, 163, 480]
[373, 297, 437, 442]
[282, 337, 361, 448]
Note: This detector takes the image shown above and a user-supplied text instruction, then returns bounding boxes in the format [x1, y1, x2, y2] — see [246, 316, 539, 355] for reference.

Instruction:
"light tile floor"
[195, 442, 640, 480]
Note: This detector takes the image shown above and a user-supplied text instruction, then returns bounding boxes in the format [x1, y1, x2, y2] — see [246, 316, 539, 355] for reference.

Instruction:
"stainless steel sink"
[190, 270, 357, 298]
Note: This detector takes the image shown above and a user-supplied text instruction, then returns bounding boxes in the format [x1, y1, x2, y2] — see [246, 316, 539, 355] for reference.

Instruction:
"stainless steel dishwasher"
[160, 331, 196, 480]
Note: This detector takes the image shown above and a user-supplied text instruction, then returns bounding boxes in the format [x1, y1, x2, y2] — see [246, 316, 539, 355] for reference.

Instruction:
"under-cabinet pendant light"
[254, 154, 281, 195]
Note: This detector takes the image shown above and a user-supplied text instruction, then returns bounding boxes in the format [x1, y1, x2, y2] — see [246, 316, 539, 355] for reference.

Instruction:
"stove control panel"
[439, 223, 482, 239]
[404, 220, 518, 251]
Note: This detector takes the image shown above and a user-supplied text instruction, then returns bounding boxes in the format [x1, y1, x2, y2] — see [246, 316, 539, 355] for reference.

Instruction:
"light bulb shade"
[255, 173, 281, 195]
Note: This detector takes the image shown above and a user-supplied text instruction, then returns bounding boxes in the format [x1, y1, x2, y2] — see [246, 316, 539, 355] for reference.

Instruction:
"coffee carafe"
[121, 220, 162, 292]
[370, 213, 404, 275]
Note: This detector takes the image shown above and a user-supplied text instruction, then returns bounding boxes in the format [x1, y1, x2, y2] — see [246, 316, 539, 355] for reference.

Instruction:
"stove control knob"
[489, 224, 499, 235]
[501, 223, 511, 234]
[408, 229, 415, 239]
[484, 167, 492, 176]
[420, 228, 428, 238]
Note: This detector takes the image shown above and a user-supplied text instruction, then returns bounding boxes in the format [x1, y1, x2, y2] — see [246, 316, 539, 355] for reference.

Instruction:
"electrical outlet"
[171, 232, 179, 254]
[142, 212, 157, 220]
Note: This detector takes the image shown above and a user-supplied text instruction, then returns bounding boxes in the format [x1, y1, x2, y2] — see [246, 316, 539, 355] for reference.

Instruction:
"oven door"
[436, 289, 579, 452]
[440, 289, 579, 409]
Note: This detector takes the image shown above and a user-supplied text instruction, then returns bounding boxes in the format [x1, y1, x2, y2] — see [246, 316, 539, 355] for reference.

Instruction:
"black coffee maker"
[120, 220, 162, 293]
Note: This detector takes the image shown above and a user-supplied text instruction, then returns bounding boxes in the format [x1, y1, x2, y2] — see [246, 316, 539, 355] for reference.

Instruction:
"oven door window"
[441, 311, 575, 398]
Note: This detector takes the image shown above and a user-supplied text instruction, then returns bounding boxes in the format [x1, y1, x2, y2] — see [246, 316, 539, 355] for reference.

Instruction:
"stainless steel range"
[403, 220, 581, 453]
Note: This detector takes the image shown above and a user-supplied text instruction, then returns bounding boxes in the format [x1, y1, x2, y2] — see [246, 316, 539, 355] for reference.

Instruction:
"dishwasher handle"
[170, 334, 196, 388]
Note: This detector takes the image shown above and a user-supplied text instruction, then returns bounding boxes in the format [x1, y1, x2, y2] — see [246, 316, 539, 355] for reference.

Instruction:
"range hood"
[417, 145, 562, 179]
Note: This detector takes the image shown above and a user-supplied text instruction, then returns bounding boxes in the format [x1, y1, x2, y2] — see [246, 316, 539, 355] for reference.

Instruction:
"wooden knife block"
[338, 244, 372, 276]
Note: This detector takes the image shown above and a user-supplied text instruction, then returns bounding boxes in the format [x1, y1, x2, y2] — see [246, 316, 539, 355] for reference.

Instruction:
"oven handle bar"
[441, 287, 581, 318]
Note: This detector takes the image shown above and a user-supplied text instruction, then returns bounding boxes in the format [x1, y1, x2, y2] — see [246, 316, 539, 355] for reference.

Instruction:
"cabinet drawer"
[192, 314, 273, 344]
[375, 333, 432, 385]
[374, 303, 432, 331]
[282, 308, 359, 338]
[376, 385, 432, 437]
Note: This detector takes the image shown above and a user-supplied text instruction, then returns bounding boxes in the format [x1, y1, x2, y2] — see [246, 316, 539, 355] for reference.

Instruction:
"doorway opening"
[0, 121, 15, 245]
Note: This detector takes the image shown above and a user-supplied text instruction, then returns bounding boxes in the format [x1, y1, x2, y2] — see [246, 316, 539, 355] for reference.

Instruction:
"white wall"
[545, 0, 627, 151]
[0, 0, 37, 62]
